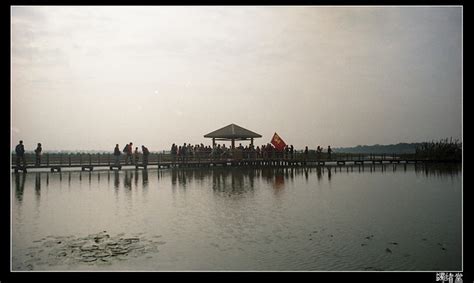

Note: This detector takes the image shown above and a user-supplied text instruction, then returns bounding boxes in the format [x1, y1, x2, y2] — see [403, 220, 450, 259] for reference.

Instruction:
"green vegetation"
[334, 143, 421, 154]
[415, 138, 462, 161]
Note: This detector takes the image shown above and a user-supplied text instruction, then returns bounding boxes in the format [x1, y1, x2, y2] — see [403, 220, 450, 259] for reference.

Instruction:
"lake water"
[11, 163, 462, 271]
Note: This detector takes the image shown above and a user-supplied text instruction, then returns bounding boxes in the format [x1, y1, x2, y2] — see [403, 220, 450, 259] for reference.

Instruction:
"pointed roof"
[204, 124, 262, 139]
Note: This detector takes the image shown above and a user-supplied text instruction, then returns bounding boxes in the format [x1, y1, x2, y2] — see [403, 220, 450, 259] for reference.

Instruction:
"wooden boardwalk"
[11, 152, 455, 173]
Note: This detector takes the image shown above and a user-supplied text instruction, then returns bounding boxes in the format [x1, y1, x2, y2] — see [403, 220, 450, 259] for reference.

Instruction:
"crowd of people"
[13, 140, 334, 168]
[113, 142, 150, 166]
[14, 140, 151, 167]
[169, 142, 334, 161]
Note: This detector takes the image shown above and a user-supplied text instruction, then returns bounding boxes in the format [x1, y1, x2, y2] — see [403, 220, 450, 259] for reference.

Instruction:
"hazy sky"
[11, 6, 462, 151]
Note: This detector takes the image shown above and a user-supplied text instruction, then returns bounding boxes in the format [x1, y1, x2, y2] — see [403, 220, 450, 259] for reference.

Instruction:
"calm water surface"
[12, 164, 462, 271]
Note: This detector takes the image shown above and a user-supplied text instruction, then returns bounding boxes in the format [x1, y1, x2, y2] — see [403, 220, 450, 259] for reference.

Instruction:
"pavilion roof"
[204, 124, 262, 139]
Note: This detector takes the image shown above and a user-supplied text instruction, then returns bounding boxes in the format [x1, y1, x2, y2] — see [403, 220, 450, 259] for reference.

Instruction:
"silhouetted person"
[34, 143, 42, 166]
[124, 142, 133, 164]
[15, 140, 26, 168]
[142, 145, 150, 167]
[316, 146, 322, 160]
[134, 147, 139, 165]
[171, 143, 177, 162]
[114, 144, 121, 165]
[327, 145, 332, 160]
[290, 145, 294, 159]
[304, 146, 309, 160]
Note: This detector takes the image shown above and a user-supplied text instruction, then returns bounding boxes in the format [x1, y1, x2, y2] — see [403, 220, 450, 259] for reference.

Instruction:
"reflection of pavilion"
[204, 123, 262, 148]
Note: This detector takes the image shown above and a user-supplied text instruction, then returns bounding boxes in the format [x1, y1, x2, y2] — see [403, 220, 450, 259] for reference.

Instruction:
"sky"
[11, 6, 462, 152]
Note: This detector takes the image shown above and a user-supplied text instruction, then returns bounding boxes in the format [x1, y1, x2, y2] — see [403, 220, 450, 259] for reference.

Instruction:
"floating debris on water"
[389, 242, 398, 245]
[14, 231, 162, 270]
[385, 248, 392, 253]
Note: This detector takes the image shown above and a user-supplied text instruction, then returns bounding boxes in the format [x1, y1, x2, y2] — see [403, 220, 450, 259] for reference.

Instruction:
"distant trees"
[415, 138, 462, 161]
[334, 143, 420, 154]
[334, 139, 462, 161]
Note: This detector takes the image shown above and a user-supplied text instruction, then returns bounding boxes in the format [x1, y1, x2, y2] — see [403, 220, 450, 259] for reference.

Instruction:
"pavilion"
[204, 123, 262, 149]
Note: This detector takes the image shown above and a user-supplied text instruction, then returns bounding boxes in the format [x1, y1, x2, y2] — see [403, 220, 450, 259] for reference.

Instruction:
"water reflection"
[35, 173, 41, 201]
[171, 168, 191, 189]
[414, 163, 462, 179]
[134, 170, 139, 187]
[142, 170, 148, 188]
[316, 167, 323, 182]
[114, 171, 120, 188]
[14, 172, 26, 204]
[124, 172, 132, 201]
[12, 164, 461, 198]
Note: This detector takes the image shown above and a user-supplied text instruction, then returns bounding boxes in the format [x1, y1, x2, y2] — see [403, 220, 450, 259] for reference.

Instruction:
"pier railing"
[11, 150, 459, 171]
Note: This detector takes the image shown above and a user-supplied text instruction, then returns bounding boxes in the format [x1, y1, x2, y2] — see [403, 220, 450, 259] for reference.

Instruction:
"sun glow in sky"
[11, 6, 462, 151]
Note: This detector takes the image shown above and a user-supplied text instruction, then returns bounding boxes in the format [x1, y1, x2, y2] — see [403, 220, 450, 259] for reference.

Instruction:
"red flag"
[271, 132, 287, 151]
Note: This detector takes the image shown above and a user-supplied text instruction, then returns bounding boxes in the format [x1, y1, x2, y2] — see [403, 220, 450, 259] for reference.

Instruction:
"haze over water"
[12, 164, 461, 271]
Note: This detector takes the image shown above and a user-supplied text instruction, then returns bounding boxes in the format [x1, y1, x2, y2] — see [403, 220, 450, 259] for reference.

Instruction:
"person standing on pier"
[15, 140, 26, 168]
[327, 145, 332, 160]
[142, 145, 150, 167]
[134, 147, 140, 165]
[171, 143, 177, 163]
[34, 143, 42, 166]
[316, 146, 322, 160]
[290, 145, 294, 159]
[124, 142, 133, 164]
[114, 144, 121, 165]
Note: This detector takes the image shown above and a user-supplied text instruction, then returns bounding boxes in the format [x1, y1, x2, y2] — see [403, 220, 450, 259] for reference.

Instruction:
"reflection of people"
[124, 171, 132, 188]
[316, 167, 322, 181]
[134, 171, 139, 187]
[15, 140, 26, 168]
[114, 171, 120, 188]
[142, 170, 149, 187]
[34, 143, 42, 166]
[35, 173, 41, 198]
[15, 172, 26, 203]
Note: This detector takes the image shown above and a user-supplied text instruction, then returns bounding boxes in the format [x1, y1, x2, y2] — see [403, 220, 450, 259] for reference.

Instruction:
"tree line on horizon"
[334, 139, 462, 159]
[334, 142, 422, 154]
